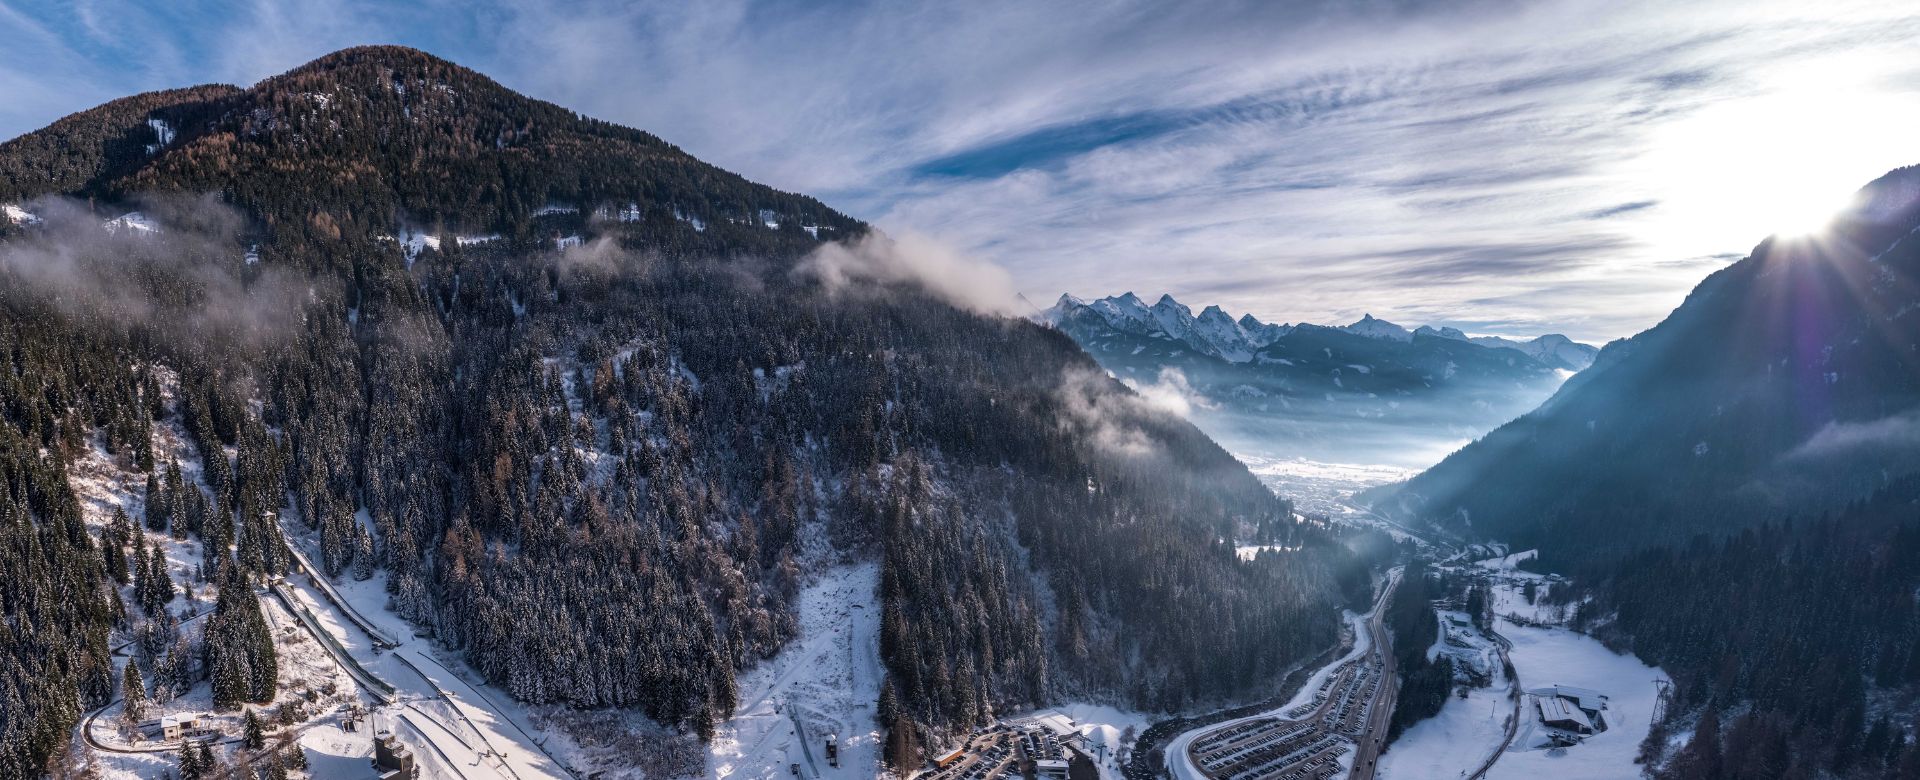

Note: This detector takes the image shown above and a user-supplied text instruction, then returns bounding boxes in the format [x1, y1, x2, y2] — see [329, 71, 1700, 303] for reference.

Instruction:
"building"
[373, 731, 418, 780]
[1527, 685, 1610, 733]
[1034, 759, 1070, 779]
[158, 715, 206, 741]
[934, 747, 967, 769]
[1535, 696, 1596, 734]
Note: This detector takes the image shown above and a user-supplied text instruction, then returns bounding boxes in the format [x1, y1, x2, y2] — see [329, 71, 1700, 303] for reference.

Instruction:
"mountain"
[1038, 293, 1597, 466]
[1342, 313, 1413, 342]
[1374, 164, 1920, 561]
[0, 46, 1366, 775]
[1369, 165, 1920, 780]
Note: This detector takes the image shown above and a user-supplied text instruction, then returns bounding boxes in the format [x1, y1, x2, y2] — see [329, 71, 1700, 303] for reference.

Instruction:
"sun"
[1631, 62, 1920, 251]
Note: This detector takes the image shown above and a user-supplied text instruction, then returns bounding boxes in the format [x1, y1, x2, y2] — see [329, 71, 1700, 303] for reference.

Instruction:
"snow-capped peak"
[1149, 294, 1198, 340]
[1089, 291, 1156, 328]
[1343, 314, 1413, 342]
[1238, 314, 1293, 347]
[1193, 305, 1255, 362]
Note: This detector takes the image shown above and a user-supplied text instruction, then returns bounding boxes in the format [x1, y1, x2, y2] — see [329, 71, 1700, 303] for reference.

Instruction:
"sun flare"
[1633, 62, 1920, 248]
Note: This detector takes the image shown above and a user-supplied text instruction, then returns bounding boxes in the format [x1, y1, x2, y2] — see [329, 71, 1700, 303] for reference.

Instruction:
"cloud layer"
[6, 0, 1920, 342]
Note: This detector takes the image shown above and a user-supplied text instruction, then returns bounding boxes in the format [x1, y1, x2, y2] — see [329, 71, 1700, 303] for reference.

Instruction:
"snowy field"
[1379, 567, 1668, 780]
[708, 562, 885, 780]
[1489, 608, 1668, 780]
[1376, 609, 1512, 780]
[1236, 455, 1416, 517]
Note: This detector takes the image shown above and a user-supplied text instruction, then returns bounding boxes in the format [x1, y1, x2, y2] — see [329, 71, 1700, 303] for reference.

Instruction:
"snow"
[532, 203, 579, 217]
[1377, 610, 1512, 780]
[1488, 612, 1666, 779]
[709, 562, 884, 780]
[146, 118, 175, 155]
[1382, 569, 1669, 780]
[104, 212, 160, 236]
[277, 516, 579, 779]
[1237, 454, 1416, 518]
[3, 203, 43, 225]
[1009, 704, 1152, 778]
[1343, 314, 1413, 342]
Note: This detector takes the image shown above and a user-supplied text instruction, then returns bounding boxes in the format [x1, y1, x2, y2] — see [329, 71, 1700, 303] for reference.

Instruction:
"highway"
[1346, 569, 1401, 779]
[1168, 566, 1402, 780]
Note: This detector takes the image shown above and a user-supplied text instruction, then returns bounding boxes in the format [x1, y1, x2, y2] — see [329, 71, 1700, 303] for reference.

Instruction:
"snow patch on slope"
[709, 562, 884, 780]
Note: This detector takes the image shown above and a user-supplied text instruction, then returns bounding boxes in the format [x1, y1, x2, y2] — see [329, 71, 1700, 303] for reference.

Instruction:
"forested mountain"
[1037, 293, 1594, 466]
[1374, 164, 1920, 562]
[1371, 165, 1920, 776]
[0, 46, 1364, 775]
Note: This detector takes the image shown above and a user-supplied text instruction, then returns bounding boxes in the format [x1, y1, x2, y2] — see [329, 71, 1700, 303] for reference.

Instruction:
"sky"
[4, 0, 1920, 343]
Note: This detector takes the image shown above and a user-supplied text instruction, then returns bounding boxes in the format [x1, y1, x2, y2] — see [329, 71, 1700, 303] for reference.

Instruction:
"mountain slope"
[1375, 164, 1920, 561]
[1039, 293, 1595, 466]
[0, 46, 1361, 774]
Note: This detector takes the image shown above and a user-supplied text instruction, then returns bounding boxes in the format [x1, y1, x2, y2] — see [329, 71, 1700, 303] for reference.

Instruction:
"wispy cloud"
[4, 0, 1920, 342]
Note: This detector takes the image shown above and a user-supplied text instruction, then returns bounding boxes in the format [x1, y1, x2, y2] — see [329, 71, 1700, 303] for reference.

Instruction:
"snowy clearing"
[708, 561, 885, 780]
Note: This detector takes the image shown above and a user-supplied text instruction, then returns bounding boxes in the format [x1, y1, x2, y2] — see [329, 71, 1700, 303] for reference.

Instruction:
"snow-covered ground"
[709, 562, 884, 780]
[1380, 566, 1668, 780]
[1377, 609, 1511, 780]
[1236, 455, 1416, 517]
[275, 524, 577, 779]
[1489, 609, 1666, 780]
[1003, 704, 1154, 780]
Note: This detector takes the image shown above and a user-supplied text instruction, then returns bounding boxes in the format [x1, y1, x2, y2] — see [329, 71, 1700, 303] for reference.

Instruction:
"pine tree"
[121, 661, 147, 728]
[177, 741, 202, 780]
[243, 710, 266, 750]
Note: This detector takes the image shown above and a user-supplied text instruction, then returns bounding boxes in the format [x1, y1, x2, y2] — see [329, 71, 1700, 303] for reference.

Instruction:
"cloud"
[6, 1, 1920, 343]
[0, 194, 310, 345]
[1784, 408, 1920, 460]
[1054, 366, 1163, 457]
[794, 230, 1019, 317]
[1122, 367, 1215, 418]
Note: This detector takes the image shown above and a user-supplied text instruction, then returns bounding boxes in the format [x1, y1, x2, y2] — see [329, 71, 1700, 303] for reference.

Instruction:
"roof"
[1527, 685, 1609, 711]
[1537, 696, 1594, 731]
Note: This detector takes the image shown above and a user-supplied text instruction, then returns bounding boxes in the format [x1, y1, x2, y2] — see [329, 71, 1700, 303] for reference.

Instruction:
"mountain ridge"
[0, 45, 1368, 776]
[1037, 293, 1598, 370]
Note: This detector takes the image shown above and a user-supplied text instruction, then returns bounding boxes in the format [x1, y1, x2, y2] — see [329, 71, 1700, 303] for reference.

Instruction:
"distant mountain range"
[1033, 293, 1599, 467]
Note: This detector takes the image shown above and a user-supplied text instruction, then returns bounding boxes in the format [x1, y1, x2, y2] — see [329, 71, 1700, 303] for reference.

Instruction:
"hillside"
[1038, 293, 1595, 467]
[0, 46, 1367, 777]
[1371, 164, 1920, 562]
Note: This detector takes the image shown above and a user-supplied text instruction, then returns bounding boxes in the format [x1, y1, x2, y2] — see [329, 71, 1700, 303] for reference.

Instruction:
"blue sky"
[5, 0, 1920, 342]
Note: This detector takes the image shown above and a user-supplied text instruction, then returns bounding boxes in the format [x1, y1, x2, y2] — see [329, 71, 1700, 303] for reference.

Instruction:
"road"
[1346, 569, 1401, 780]
[1167, 566, 1402, 780]
[1464, 627, 1519, 780]
[273, 532, 579, 779]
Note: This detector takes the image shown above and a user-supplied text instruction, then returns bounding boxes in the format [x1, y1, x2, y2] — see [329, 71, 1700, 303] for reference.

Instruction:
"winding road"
[1167, 566, 1403, 780]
